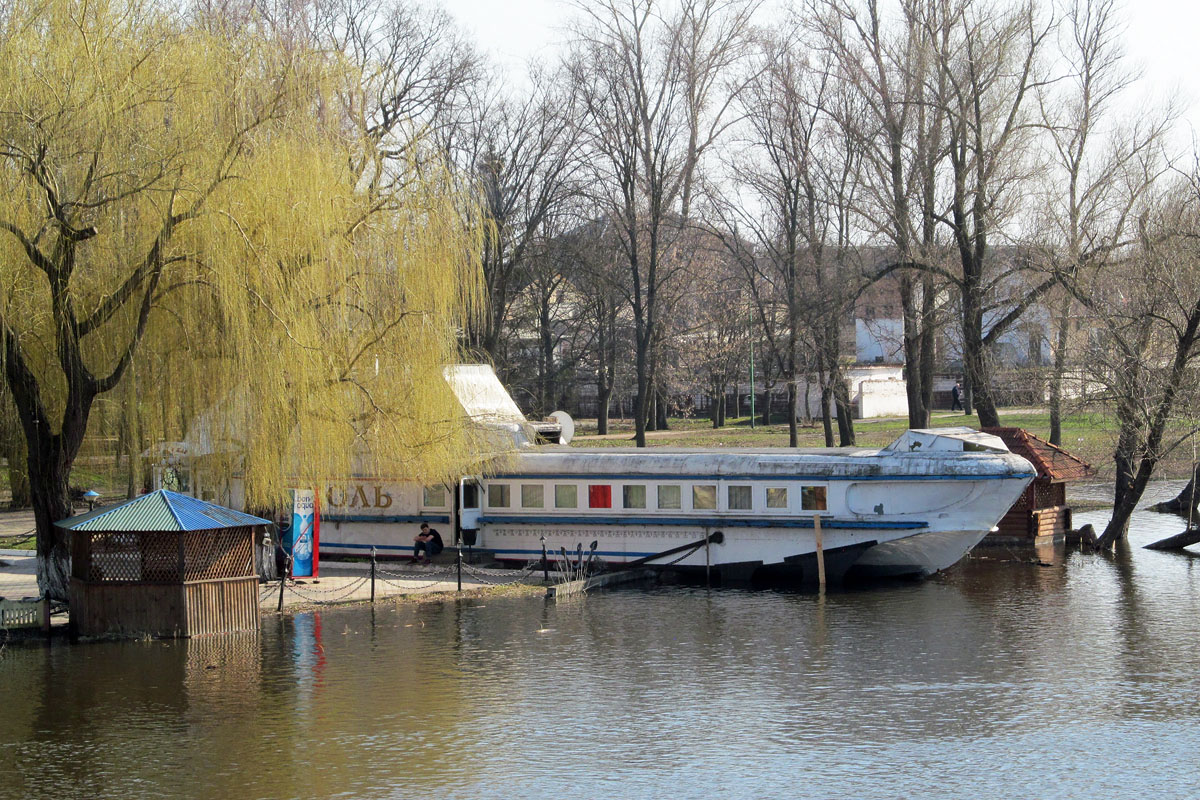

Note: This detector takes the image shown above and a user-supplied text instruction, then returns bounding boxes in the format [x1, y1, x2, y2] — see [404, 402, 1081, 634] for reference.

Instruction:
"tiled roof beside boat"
[56, 490, 270, 532]
[982, 427, 1095, 482]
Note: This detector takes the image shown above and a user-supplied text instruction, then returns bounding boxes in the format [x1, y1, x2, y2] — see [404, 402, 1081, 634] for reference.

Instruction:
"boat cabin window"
[423, 486, 447, 507]
[589, 485, 612, 509]
[692, 484, 717, 510]
[766, 487, 788, 509]
[801, 486, 827, 511]
[521, 484, 544, 509]
[555, 484, 577, 509]
[462, 482, 480, 509]
[487, 484, 511, 508]
[623, 485, 647, 509]
[728, 485, 752, 511]
[657, 484, 682, 510]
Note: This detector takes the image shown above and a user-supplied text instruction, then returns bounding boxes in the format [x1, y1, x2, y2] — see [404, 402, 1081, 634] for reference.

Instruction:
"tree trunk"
[633, 335, 649, 447]
[963, 291, 1000, 427]
[597, 382, 612, 435]
[917, 274, 937, 426]
[900, 274, 928, 428]
[819, 380, 834, 448]
[1048, 295, 1071, 446]
[787, 380, 799, 446]
[1149, 463, 1200, 519]
[834, 373, 855, 446]
[28, 440, 77, 601]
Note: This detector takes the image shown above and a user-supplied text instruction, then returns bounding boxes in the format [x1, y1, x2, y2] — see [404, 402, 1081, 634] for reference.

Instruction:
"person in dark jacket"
[413, 522, 444, 563]
[951, 381, 963, 411]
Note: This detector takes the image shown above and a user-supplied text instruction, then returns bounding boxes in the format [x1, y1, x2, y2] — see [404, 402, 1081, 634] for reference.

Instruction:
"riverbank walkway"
[1, 509, 540, 631]
[1, 548, 536, 617]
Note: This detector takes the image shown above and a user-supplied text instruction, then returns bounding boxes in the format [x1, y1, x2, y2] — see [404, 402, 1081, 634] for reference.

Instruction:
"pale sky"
[439, 0, 1200, 135]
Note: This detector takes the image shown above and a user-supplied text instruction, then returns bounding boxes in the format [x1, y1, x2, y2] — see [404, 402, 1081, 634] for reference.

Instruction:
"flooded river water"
[4, 485, 1200, 799]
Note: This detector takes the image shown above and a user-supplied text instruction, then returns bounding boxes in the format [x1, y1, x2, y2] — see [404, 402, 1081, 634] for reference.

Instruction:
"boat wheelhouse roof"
[498, 441, 1034, 481]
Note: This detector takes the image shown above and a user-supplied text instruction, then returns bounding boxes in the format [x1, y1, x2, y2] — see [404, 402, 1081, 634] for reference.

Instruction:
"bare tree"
[810, 0, 950, 429]
[1036, 0, 1172, 445]
[930, 0, 1061, 426]
[1088, 179, 1200, 548]
[451, 71, 583, 364]
[568, 0, 755, 446]
[710, 27, 863, 445]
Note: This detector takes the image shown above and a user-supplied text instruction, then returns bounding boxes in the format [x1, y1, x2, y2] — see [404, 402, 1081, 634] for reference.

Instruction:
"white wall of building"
[794, 365, 910, 420]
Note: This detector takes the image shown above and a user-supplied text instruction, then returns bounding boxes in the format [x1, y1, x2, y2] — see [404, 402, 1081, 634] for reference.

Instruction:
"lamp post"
[83, 489, 100, 512]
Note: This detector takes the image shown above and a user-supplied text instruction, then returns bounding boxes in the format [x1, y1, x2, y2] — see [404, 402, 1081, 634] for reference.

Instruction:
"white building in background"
[793, 365, 909, 420]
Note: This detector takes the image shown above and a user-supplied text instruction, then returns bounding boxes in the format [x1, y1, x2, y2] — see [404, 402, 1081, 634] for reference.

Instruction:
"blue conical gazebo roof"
[57, 490, 270, 532]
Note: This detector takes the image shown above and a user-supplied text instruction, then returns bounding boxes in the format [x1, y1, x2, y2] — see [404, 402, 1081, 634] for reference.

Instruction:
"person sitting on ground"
[413, 523, 444, 564]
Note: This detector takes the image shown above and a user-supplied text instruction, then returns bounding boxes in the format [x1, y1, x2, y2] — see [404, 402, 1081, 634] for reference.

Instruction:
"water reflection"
[3, 495, 1200, 799]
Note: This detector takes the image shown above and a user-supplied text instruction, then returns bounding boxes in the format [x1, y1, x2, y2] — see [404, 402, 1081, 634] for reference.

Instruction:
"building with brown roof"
[982, 427, 1095, 542]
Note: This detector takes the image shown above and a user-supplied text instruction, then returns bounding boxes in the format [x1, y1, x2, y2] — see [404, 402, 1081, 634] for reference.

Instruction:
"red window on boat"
[588, 484, 612, 509]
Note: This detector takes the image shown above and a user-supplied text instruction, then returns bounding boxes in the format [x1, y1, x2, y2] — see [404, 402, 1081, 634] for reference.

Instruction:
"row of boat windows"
[483, 483, 828, 513]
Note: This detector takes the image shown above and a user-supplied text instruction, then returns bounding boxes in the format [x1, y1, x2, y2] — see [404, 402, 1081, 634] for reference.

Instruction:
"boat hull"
[847, 528, 993, 579]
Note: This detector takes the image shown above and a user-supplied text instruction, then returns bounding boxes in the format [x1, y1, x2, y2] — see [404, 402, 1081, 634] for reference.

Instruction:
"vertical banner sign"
[311, 489, 320, 578]
[290, 489, 317, 578]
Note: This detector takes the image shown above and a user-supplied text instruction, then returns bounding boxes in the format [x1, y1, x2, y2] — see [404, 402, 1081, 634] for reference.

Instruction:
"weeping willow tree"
[0, 0, 488, 599]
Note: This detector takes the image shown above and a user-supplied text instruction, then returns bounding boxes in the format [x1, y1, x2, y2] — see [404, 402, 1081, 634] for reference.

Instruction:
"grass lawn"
[572, 408, 1196, 483]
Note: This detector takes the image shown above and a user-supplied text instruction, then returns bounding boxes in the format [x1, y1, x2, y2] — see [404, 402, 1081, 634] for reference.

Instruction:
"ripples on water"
[4, 486, 1200, 799]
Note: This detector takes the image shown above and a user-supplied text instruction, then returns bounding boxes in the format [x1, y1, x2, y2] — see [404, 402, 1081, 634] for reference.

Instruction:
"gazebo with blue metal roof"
[60, 490, 270, 638]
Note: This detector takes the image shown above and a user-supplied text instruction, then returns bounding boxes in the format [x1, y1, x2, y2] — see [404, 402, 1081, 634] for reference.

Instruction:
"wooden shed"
[60, 490, 270, 638]
[982, 427, 1095, 543]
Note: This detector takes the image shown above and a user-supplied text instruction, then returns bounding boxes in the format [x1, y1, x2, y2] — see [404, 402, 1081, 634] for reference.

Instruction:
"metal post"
[370, 546, 376, 604]
[457, 543, 462, 592]
[541, 535, 549, 582]
[814, 514, 826, 589]
[277, 569, 286, 612]
[705, 530, 711, 588]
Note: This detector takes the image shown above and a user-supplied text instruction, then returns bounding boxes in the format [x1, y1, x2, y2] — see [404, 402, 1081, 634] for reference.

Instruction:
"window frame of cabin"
[520, 484, 545, 509]
[554, 484, 577, 509]
[622, 484, 647, 510]
[692, 484, 717, 511]
[801, 485, 828, 511]
[422, 485, 447, 508]
[487, 483, 511, 509]
[657, 484, 682, 510]
[588, 484, 613, 509]
[765, 486, 788, 511]
[727, 484, 752, 511]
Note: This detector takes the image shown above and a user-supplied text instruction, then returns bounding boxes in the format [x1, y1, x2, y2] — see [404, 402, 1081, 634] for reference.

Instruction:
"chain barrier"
[0, 528, 36, 549]
[375, 567, 458, 593]
[281, 575, 370, 603]
[259, 552, 549, 610]
[460, 560, 539, 586]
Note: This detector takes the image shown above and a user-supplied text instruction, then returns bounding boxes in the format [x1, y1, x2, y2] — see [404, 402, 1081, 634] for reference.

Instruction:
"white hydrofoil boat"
[460, 428, 1035, 585]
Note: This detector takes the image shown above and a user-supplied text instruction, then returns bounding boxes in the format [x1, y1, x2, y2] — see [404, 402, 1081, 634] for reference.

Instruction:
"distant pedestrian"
[951, 381, 963, 411]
